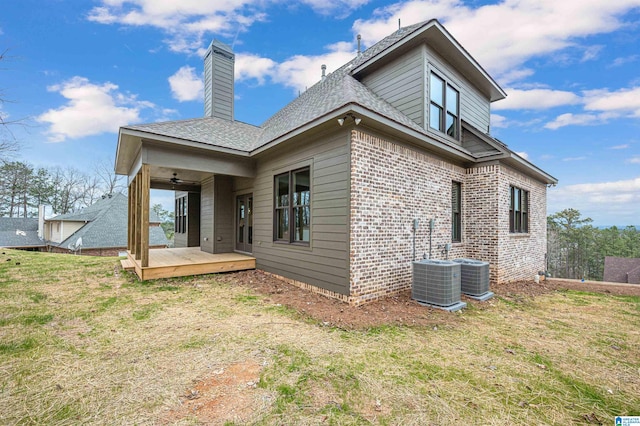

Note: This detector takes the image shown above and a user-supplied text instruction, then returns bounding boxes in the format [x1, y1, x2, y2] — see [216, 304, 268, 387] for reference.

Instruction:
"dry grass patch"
[1, 249, 639, 425]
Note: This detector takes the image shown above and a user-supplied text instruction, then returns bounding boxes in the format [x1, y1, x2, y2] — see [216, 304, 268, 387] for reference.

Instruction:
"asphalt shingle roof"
[0, 218, 44, 248]
[121, 20, 434, 154]
[127, 116, 262, 153]
[52, 193, 168, 249]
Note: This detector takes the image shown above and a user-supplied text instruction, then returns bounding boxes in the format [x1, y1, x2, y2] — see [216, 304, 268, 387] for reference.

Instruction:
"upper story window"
[509, 186, 529, 233]
[429, 72, 459, 140]
[274, 167, 311, 245]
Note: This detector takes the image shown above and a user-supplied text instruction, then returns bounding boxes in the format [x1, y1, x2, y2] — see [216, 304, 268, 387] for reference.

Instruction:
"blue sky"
[1, 0, 639, 226]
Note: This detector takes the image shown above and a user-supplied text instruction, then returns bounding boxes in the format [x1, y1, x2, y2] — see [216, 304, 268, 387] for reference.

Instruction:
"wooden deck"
[125, 247, 255, 280]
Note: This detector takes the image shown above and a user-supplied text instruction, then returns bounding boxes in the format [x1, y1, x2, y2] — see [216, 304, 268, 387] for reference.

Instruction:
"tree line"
[0, 160, 124, 217]
[547, 208, 640, 281]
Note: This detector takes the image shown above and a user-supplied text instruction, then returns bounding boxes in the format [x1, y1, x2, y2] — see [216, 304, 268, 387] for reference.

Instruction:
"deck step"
[120, 258, 135, 271]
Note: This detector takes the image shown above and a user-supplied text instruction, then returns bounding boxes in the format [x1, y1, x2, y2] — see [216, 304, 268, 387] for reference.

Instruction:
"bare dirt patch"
[165, 360, 272, 425]
[219, 270, 640, 330]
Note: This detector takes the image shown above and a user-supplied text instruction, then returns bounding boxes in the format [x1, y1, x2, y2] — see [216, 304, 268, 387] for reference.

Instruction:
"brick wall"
[464, 164, 500, 282]
[349, 130, 548, 303]
[349, 130, 466, 303]
[496, 166, 548, 282]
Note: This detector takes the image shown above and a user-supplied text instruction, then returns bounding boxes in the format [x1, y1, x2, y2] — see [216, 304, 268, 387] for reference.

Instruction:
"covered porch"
[118, 125, 257, 281]
[121, 247, 255, 280]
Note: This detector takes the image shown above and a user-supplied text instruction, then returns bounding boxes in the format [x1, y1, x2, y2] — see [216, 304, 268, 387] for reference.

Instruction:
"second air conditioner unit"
[452, 258, 494, 301]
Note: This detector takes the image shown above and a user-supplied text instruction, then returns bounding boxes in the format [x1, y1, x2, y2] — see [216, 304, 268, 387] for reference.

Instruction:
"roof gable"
[350, 20, 506, 102]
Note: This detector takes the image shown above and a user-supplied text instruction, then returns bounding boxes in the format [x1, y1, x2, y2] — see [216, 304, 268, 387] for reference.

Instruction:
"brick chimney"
[204, 40, 235, 121]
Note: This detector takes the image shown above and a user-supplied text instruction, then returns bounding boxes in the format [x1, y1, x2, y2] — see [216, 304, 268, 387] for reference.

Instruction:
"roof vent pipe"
[321, 64, 326, 80]
[357, 34, 361, 56]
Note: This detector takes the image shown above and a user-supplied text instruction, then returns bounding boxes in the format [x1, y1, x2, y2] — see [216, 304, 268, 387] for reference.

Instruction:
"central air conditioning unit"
[412, 259, 466, 312]
[452, 258, 494, 301]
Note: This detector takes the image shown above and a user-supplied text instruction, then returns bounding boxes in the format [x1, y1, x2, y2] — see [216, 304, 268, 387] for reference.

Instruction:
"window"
[429, 72, 459, 139]
[452, 181, 461, 242]
[509, 186, 529, 233]
[175, 196, 187, 234]
[274, 167, 310, 244]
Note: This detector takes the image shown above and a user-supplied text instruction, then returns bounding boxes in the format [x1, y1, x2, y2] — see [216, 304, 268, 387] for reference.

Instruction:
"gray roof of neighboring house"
[50, 193, 168, 250]
[0, 218, 44, 248]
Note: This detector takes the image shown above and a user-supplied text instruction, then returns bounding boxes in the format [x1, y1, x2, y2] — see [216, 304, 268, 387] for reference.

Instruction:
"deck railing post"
[141, 164, 150, 268]
[135, 173, 142, 260]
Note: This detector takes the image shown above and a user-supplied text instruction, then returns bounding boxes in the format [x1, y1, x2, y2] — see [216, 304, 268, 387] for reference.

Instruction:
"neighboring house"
[44, 193, 168, 256]
[115, 19, 557, 304]
[603, 256, 640, 284]
[0, 218, 45, 250]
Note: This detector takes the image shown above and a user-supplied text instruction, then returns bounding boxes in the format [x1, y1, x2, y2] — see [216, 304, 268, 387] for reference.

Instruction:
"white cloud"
[611, 144, 630, 150]
[583, 87, 640, 117]
[37, 76, 151, 142]
[352, 0, 640, 82]
[168, 66, 203, 102]
[515, 151, 529, 160]
[88, 0, 368, 54]
[490, 113, 508, 128]
[562, 156, 587, 162]
[548, 177, 640, 225]
[543, 86, 640, 129]
[581, 45, 603, 62]
[608, 55, 639, 68]
[236, 42, 357, 93]
[235, 54, 277, 85]
[544, 112, 616, 130]
[301, 0, 370, 16]
[493, 88, 581, 111]
[627, 156, 640, 164]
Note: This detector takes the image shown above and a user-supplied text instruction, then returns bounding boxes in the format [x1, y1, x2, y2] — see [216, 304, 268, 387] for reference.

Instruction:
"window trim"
[428, 69, 460, 141]
[509, 186, 529, 234]
[452, 181, 462, 243]
[273, 166, 311, 246]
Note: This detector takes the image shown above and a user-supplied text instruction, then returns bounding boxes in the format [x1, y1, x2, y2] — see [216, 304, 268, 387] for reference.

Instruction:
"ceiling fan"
[170, 173, 182, 184]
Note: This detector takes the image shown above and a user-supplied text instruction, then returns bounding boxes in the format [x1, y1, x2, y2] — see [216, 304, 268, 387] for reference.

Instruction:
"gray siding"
[214, 175, 234, 253]
[361, 46, 425, 127]
[250, 130, 350, 295]
[424, 45, 491, 133]
[204, 44, 234, 120]
[359, 44, 492, 135]
[200, 177, 214, 253]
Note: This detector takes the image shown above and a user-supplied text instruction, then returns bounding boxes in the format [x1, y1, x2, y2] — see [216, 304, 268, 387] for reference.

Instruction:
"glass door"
[235, 194, 253, 252]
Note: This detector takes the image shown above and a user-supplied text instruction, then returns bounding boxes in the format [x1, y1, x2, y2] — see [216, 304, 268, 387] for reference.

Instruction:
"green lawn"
[1, 249, 638, 425]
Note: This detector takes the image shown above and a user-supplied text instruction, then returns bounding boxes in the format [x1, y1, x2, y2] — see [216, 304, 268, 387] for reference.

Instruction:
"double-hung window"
[509, 186, 529, 233]
[429, 72, 459, 139]
[452, 181, 462, 242]
[274, 167, 311, 244]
